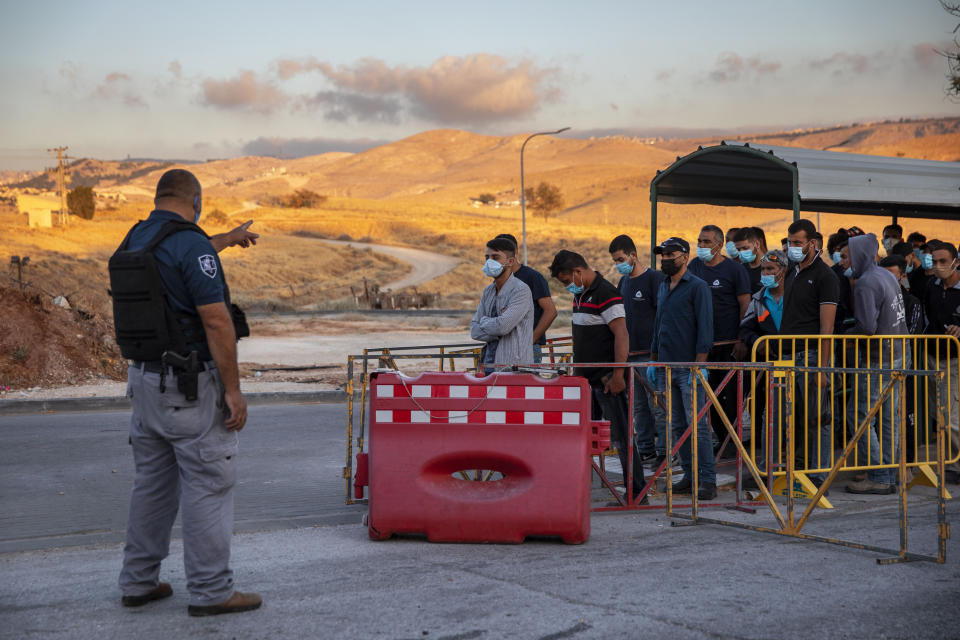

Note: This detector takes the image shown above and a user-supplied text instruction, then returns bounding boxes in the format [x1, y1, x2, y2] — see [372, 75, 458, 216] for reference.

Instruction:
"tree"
[941, 2, 960, 98]
[67, 186, 95, 220]
[523, 181, 564, 220]
[476, 192, 496, 204]
[277, 189, 327, 208]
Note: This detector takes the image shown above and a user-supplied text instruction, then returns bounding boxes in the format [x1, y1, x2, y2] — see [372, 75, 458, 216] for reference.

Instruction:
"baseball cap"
[654, 237, 690, 254]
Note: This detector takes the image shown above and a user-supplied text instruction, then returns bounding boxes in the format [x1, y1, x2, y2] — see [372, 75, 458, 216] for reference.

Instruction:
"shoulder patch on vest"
[198, 255, 218, 278]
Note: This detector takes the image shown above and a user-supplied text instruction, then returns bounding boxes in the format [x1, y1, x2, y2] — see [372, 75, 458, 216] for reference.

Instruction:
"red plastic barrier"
[362, 371, 609, 544]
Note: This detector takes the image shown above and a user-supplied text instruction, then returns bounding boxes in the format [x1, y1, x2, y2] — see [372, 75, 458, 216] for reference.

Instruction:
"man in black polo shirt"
[549, 249, 644, 499]
[783, 219, 839, 486]
[609, 234, 666, 463]
[923, 241, 960, 483]
[688, 224, 751, 454]
[496, 233, 558, 363]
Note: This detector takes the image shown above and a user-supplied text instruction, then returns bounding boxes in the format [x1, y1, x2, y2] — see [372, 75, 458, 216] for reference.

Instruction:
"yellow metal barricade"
[748, 335, 958, 501]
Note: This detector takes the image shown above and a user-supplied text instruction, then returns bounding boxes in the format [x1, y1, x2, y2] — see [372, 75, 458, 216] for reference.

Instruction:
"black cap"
[654, 237, 689, 255]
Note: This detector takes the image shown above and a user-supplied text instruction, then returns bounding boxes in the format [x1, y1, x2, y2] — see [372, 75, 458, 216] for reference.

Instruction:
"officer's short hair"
[907, 231, 927, 244]
[733, 227, 759, 243]
[486, 237, 516, 257]
[608, 234, 636, 255]
[155, 169, 201, 203]
[550, 250, 588, 278]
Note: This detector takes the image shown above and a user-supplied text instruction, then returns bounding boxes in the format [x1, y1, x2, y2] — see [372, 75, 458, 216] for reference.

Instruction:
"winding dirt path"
[318, 239, 461, 291]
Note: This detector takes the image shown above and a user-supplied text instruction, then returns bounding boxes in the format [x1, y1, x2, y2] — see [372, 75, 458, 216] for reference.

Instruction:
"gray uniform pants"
[118, 364, 238, 607]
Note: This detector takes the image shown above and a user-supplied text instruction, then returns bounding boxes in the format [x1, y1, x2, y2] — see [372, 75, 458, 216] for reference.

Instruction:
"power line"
[46, 147, 72, 226]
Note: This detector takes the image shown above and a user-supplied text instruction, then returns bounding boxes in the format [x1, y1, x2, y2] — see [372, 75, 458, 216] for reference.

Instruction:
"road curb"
[0, 390, 348, 415]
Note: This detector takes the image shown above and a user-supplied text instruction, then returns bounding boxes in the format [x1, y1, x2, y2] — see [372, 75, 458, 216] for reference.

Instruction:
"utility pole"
[46, 146, 69, 226]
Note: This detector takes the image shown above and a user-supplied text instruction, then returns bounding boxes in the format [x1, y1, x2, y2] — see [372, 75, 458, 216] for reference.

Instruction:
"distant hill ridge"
[7, 117, 958, 200]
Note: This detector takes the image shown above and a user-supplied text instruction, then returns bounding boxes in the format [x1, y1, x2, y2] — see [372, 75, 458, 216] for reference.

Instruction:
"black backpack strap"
[117, 221, 145, 251]
[142, 219, 210, 253]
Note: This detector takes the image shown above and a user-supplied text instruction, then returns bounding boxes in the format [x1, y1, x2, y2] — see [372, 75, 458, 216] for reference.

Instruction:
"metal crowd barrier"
[342, 340, 951, 563]
[745, 335, 959, 500]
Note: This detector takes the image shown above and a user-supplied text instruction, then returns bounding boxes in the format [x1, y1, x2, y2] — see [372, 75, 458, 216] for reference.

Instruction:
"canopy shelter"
[649, 141, 960, 264]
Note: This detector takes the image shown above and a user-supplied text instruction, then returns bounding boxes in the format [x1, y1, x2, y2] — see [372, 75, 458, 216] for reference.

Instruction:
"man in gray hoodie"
[845, 233, 908, 494]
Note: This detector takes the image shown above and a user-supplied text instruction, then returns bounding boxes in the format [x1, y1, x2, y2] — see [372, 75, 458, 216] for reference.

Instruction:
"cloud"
[912, 41, 954, 69]
[709, 52, 781, 83]
[59, 61, 81, 90]
[201, 70, 288, 113]
[809, 52, 870, 76]
[269, 53, 559, 125]
[241, 136, 387, 157]
[655, 68, 676, 82]
[93, 72, 146, 108]
[303, 91, 401, 123]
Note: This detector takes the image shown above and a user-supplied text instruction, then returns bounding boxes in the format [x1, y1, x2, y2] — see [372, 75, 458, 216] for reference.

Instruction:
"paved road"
[2, 402, 959, 638]
[0, 403, 361, 553]
[318, 239, 461, 291]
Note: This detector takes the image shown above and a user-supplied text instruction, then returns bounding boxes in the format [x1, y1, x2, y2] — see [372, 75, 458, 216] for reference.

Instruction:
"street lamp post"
[520, 126, 570, 265]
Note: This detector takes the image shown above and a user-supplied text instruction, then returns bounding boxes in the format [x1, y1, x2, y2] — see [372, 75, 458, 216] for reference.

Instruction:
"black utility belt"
[133, 360, 216, 374]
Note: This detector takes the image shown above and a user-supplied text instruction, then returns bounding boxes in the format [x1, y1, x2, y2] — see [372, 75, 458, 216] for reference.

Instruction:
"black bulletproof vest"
[108, 219, 217, 361]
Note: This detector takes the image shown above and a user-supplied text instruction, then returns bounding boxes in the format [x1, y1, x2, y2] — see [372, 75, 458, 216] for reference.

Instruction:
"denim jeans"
[532, 343, 543, 364]
[592, 385, 645, 493]
[656, 368, 716, 484]
[844, 347, 904, 484]
[628, 355, 667, 456]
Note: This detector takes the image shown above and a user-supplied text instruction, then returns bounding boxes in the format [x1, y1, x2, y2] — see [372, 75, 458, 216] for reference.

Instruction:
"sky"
[0, 0, 957, 170]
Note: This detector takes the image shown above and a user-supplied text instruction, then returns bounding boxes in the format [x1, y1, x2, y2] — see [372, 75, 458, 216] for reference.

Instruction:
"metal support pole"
[519, 127, 569, 265]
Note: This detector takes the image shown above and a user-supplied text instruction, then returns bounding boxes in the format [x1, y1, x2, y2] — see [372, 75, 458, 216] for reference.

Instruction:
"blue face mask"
[697, 247, 715, 262]
[725, 241, 739, 259]
[831, 251, 843, 264]
[760, 273, 777, 288]
[922, 253, 934, 270]
[788, 245, 807, 263]
[739, 249, 756, 264]
[913, 248, 923, 259]
[615, 260, 634, 275]
[566, 283, 584, 295]
[482, 258, 504, 278]
[844, 267, 854, 278]
[906, 264, 914, 274]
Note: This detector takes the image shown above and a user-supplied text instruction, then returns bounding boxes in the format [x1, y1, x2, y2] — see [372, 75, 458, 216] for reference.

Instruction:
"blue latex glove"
[689, 367, 709, 384]
[645, 361, 657, 385]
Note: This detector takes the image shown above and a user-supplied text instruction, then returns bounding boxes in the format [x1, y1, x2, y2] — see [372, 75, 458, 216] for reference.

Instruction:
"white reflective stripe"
[411, 385, 431, 398]
[448, 411, 468, 423]
[562, 412, 580, 425]
[487, 386, 507, 399]
[411, 411, 430, 422]
[486, 411, 506, 423]
[525, 387, 544, 400]
[524, 411, 544, 424]
[376, 384, 394, 398]
[571, 312, 607, 326]
[563, 387, 581, 400]
[450, 385, 469, 398]
[376, 410, 393, 423]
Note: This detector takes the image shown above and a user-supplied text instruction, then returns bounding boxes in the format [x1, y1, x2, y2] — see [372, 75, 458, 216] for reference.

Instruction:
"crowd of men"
[470, 221, 960, 502]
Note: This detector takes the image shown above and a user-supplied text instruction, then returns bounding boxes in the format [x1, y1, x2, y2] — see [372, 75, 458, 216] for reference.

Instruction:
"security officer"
[117, 169, 262, 616]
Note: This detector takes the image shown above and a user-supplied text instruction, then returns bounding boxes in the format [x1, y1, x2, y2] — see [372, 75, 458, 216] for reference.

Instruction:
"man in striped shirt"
[550, 250, 644, 500]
